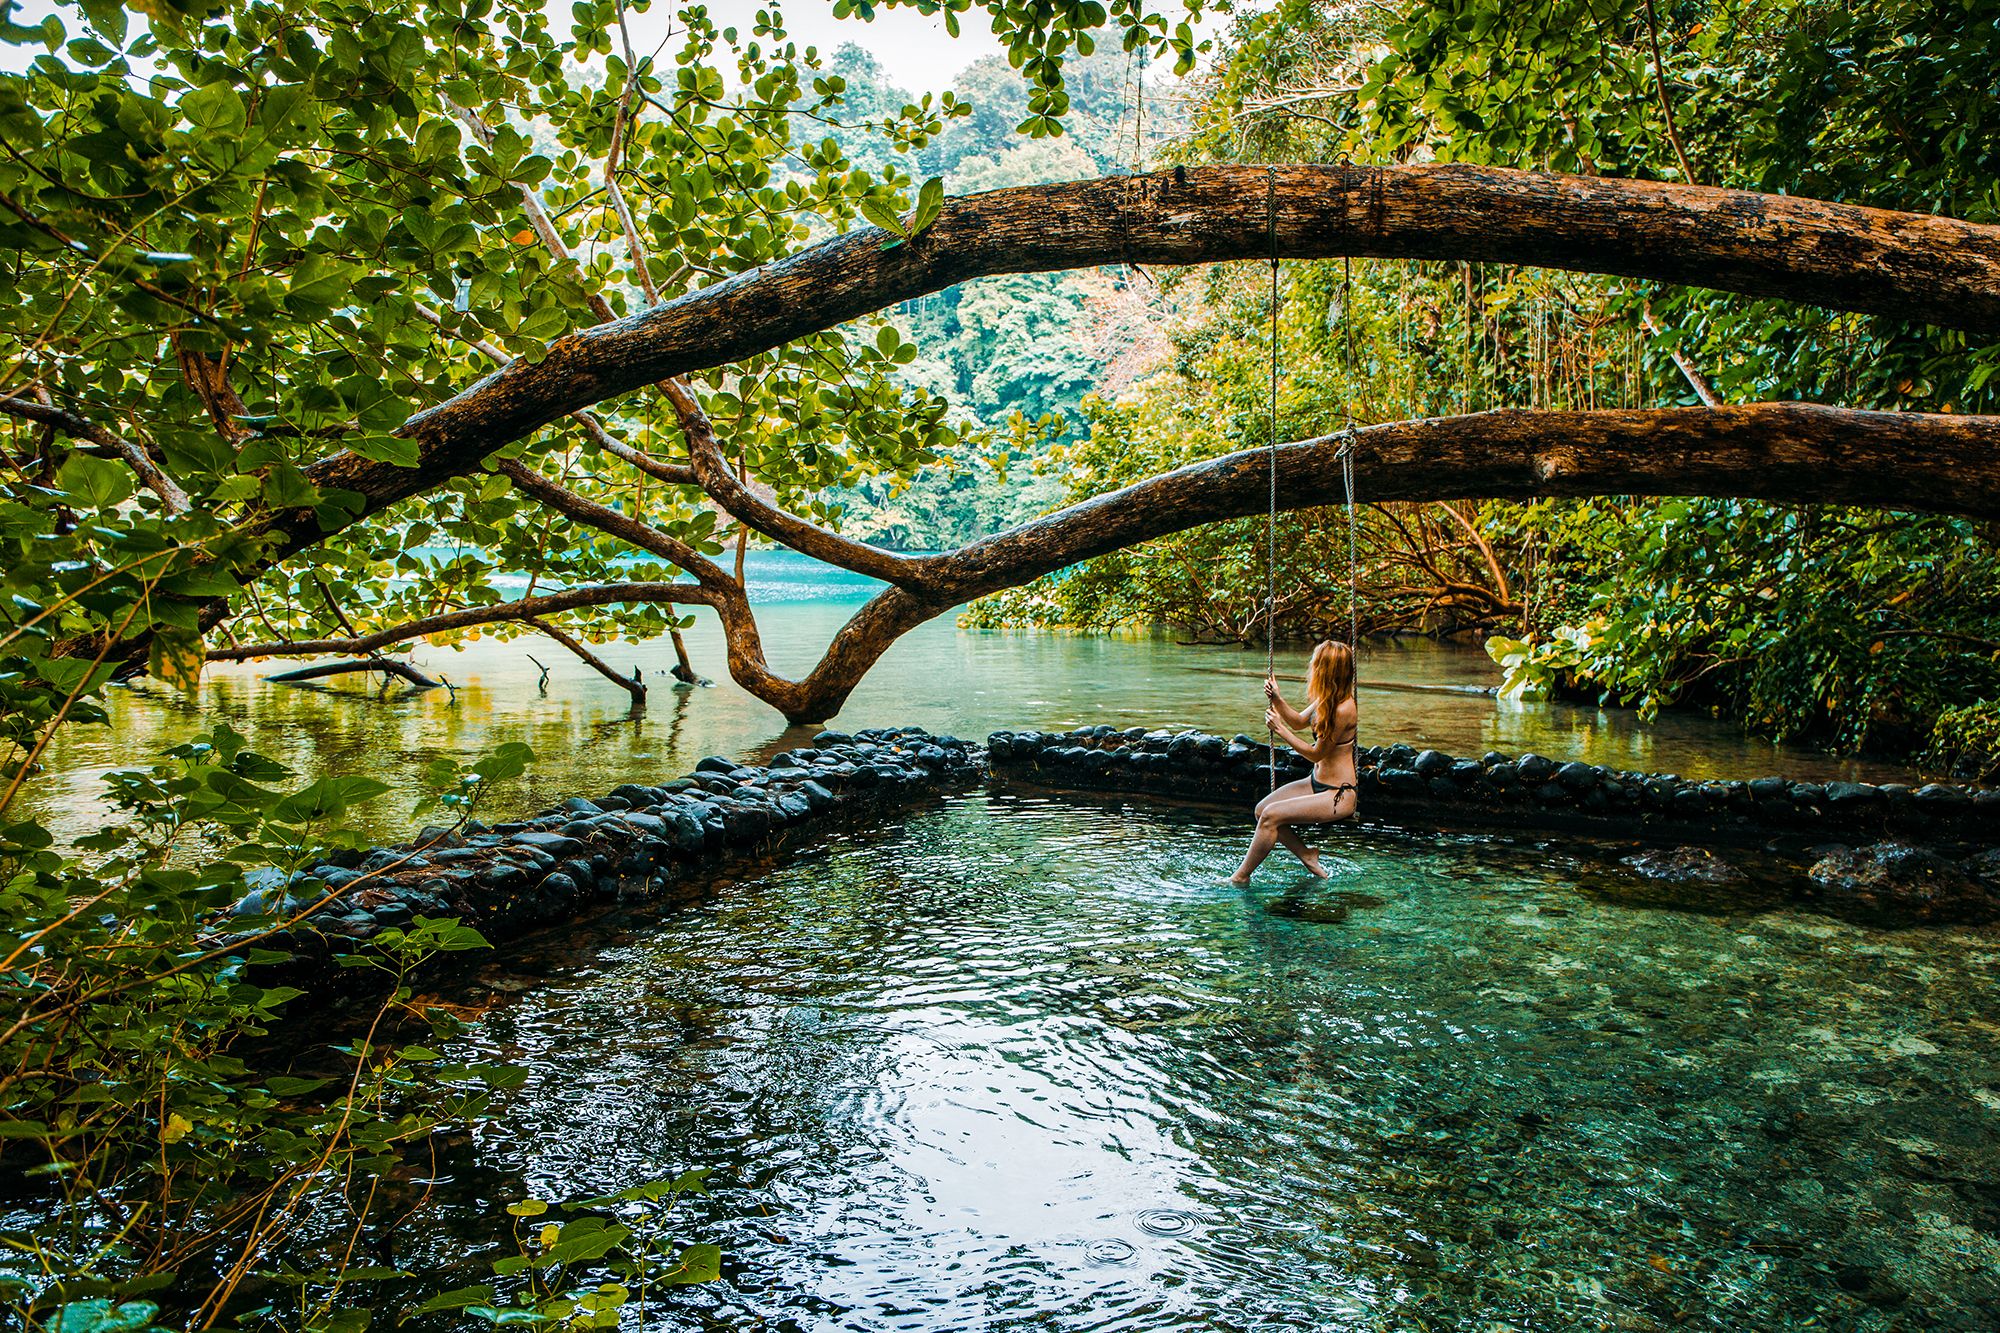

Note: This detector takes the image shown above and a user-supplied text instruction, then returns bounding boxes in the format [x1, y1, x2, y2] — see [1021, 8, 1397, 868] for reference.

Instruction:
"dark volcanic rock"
[1555, 762, 1598, 792]
[1808, 842, 1999, 924]
[1623, 846, 1748, 886]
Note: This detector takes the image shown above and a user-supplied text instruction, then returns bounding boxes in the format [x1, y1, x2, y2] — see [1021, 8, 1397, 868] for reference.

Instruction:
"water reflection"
[29, 552, 1918, 844]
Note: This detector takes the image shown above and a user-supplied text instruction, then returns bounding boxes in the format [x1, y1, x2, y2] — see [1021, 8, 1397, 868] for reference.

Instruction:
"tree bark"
[269, 163, 2000, 560]
[763, 402, 2000, 722]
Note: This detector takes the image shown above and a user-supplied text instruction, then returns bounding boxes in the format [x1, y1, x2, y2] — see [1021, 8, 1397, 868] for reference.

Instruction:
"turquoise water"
[406, 791, 2000, 1331]
[29, 552, 1917, 845]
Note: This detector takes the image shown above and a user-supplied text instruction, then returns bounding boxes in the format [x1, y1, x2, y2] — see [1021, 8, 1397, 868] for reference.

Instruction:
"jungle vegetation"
[2, 0, 1999, 1328]
[968, 0, 2000, 770]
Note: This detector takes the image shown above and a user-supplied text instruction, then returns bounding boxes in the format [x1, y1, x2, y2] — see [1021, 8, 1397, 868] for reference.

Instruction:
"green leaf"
[270, 776, 391, 825]
[148, 628, 206, 693]
[856, 197, 909, 238]
[180, 82, 246, 136]
[517, 305, 569, 342]
[58, 452, 134, 511]
[411, 1285, 496, 1315]
[663, 1243, 722, 1285]
[50, 1301, 160, 1333]
[348, 434, 422, 467]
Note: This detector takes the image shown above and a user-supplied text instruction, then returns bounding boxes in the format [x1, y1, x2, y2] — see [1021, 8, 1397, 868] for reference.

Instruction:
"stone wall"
[244, 728, 980, 964]
[987, 727, 2000, 848]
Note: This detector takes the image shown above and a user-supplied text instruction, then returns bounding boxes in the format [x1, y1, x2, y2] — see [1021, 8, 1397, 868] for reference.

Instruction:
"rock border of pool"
[245, 722, 2000, 976]
[247, 727, 982, 971]
[988, 726, 2000, 840]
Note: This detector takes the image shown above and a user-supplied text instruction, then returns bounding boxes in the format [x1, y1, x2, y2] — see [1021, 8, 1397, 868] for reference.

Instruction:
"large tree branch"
[0, 393, 193, 514]
[267, 163, 2000, 562]
[911, 403, 2000, 602]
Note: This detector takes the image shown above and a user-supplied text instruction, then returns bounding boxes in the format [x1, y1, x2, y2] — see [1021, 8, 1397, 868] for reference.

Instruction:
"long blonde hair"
[1306, 640, 1356, 735]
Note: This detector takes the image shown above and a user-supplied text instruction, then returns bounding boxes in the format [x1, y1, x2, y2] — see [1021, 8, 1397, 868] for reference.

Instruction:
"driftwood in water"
[266, 657, 440, 689]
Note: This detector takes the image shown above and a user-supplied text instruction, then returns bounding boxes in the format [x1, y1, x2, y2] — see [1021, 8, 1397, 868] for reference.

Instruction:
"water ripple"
[409, 792, 2000, 1332]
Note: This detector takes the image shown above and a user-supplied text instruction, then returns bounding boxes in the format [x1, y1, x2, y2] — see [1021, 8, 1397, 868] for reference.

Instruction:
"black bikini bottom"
[1309, 776, 1357, 796]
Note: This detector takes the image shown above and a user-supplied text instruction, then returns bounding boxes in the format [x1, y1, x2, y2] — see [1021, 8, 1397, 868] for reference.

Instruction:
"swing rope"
[1265, 170, 1280, 792]
[1342, 253, 1359, 654]
[1263, 170, 1362, 793]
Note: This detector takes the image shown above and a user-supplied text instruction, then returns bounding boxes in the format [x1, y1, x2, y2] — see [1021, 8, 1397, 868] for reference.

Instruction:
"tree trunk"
[271, 164, 2000, 560]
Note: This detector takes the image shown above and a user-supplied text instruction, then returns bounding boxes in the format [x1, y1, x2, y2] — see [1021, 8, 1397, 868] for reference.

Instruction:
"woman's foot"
[1297, 848, 1330, 879]
[1228, 870, 1252, 885]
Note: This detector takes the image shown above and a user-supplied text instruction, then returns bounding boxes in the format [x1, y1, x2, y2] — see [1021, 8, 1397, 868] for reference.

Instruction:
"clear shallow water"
[413, 792, 2000, 1332]
[28, 552, 1918, 845]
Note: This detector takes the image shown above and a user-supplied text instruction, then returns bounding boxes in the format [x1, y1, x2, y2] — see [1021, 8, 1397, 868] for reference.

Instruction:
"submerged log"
[266, 657, 441, 689]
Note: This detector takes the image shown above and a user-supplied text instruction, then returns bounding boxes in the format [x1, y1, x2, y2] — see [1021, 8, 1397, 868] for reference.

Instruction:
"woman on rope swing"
[1231, 640, 1359, 884]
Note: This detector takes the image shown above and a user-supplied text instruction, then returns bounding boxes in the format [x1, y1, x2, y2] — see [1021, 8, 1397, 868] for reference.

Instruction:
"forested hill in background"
[816, 44, 1174, 550]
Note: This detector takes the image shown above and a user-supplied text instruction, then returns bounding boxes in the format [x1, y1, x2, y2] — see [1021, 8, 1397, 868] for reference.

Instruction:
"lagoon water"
[30, 551, 1917, 844]
[399, 792, 2000, 1331]
[31, 552, 1997, 1329]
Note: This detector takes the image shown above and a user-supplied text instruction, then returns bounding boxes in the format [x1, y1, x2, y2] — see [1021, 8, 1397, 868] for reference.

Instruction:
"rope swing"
[1262, 167, 1363, 794]
[1265, 171, 1280, 791]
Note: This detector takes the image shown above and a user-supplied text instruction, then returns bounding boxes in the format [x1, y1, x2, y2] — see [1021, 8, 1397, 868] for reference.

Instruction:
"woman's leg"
[1230, 814, 1283, 883]
[1236, 779, 1317, 883]
[1253, 777, 1313, 820]
[1232, 790, 1356, 883]
[1273, 824, 1327, 877]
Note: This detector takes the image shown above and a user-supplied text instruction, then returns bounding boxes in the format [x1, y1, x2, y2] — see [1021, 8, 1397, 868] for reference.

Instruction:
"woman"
[1230, 640, 1359, 883]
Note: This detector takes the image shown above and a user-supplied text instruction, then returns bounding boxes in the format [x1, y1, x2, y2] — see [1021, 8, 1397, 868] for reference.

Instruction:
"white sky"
[699, 0, 1012, 93]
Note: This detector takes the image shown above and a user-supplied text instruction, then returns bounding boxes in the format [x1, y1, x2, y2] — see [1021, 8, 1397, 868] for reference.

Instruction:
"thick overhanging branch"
[910, 403, 2000, 602]
[268, 163, 2000, 561]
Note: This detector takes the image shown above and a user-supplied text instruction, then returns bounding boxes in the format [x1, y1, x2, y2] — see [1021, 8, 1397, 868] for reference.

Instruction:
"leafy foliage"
[0, 724, 539, 1329]
[1013, 0, 1999, 759]
[1, 0, 1210, 1325]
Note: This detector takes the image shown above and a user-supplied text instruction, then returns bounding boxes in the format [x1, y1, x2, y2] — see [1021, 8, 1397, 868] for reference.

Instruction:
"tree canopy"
[7, 1, 2000, 1326]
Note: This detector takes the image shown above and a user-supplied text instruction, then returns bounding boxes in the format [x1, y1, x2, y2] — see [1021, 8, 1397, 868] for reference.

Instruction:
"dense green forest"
[961, 0, 2000, 771]
[809, 42, 1161, 549]
[3, 0, 1999, 1326]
